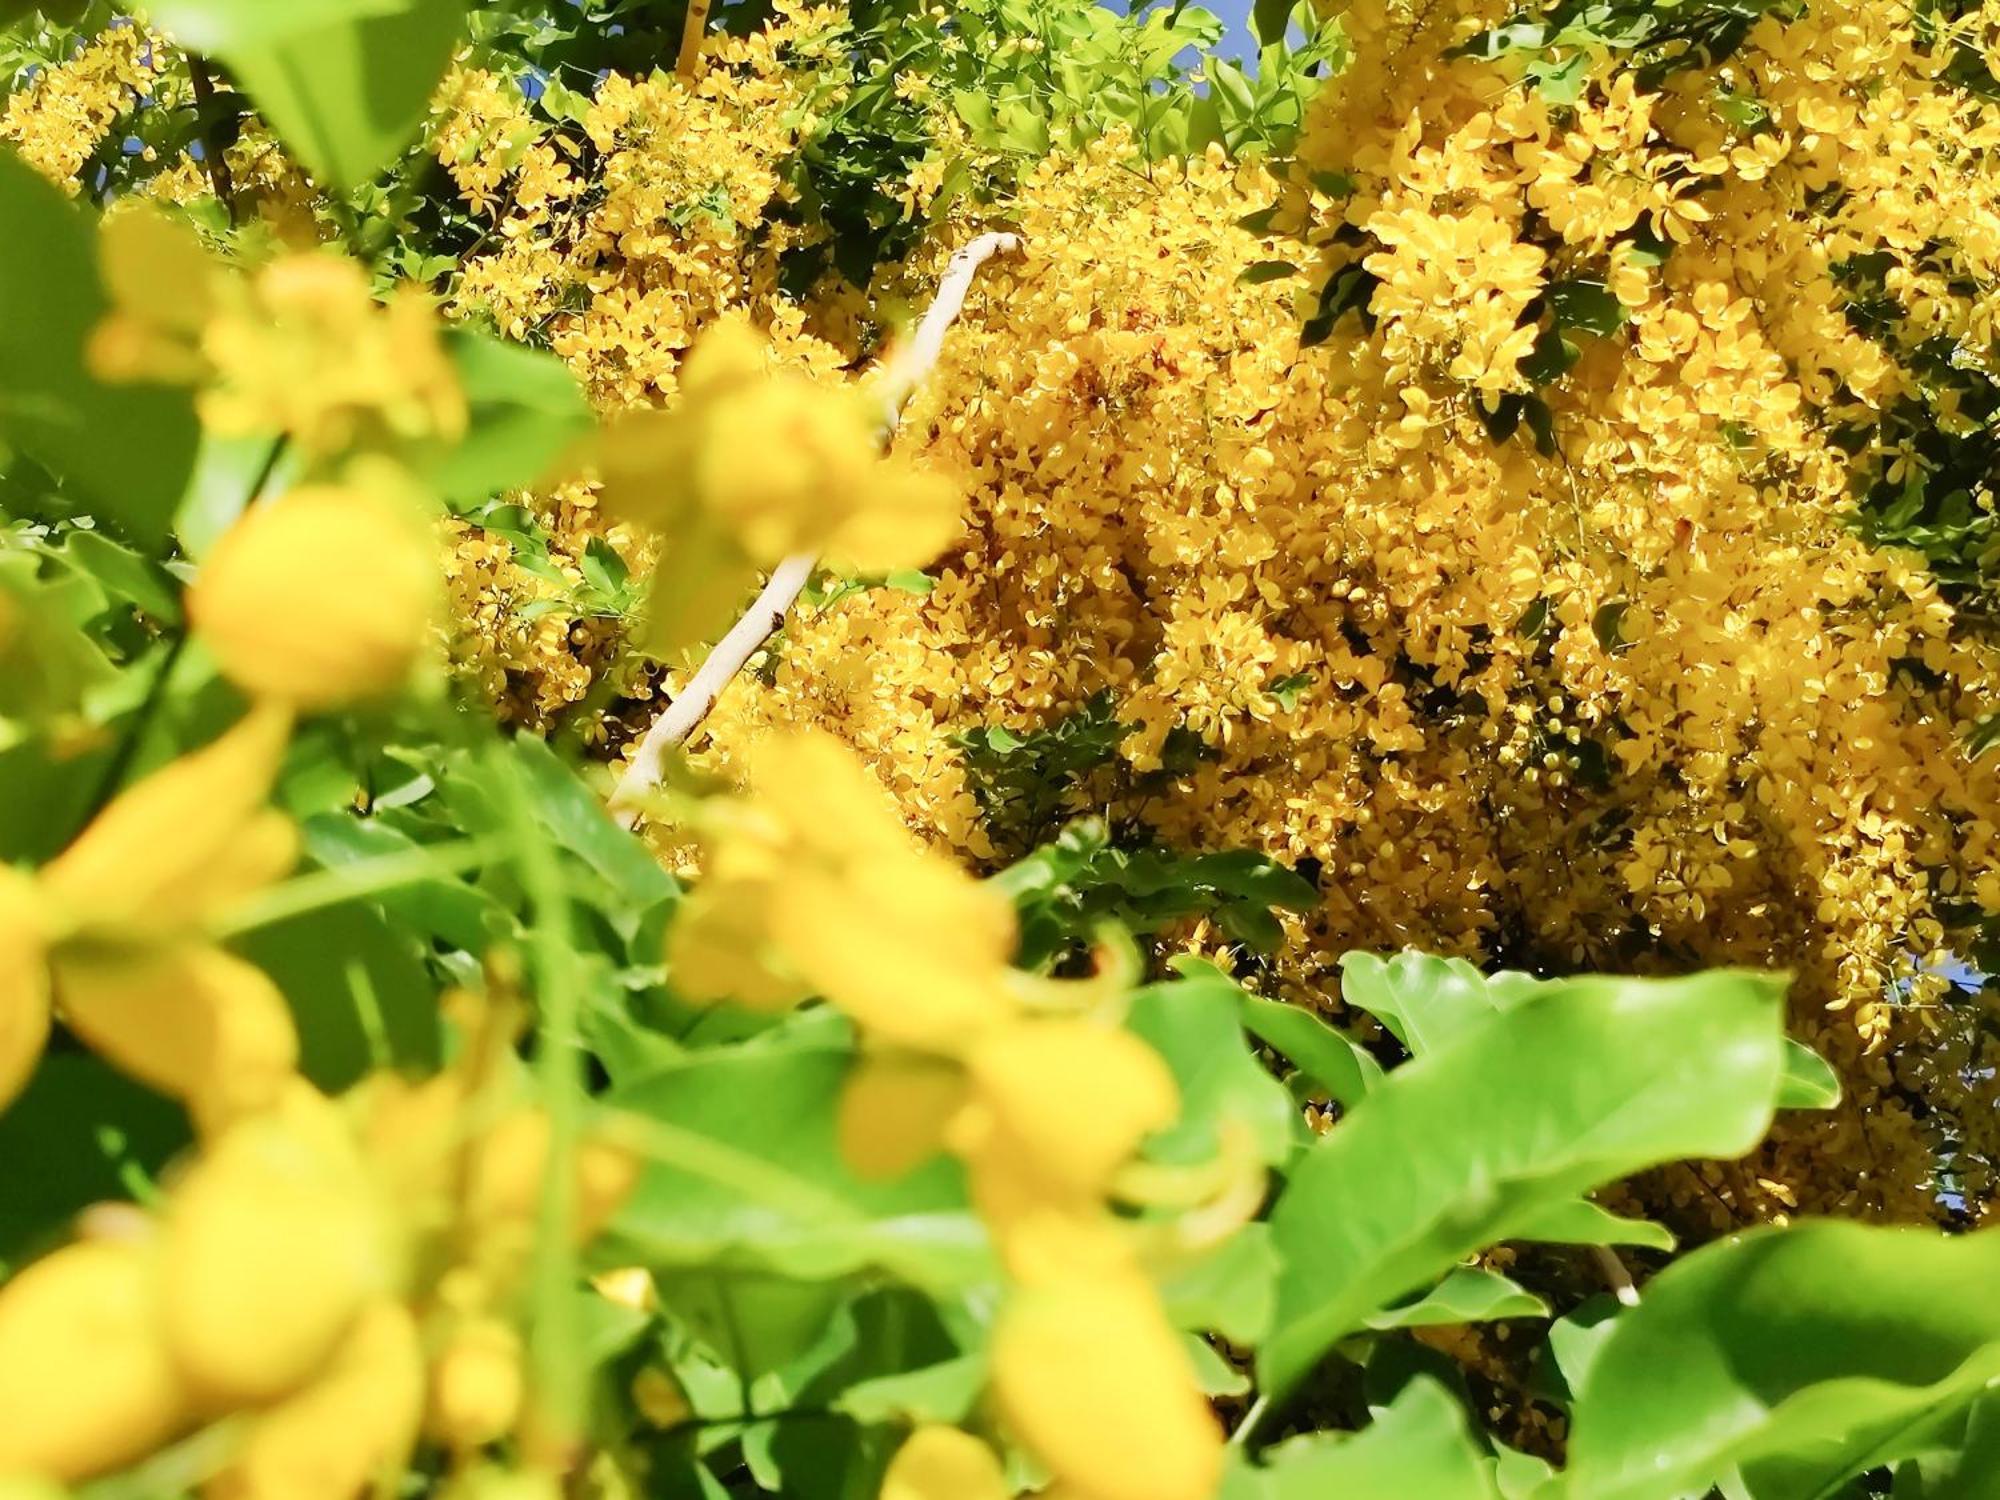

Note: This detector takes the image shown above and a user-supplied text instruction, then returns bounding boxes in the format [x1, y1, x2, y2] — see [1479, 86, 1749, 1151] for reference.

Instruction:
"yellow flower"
[957, 1019, 1179, 1204]
[38, 703, 295, 935]
[206, 1299, 424, 1500]
[991, 1269, 1223, 1500]
[879, 1425, 1009, 1500]
[838, 1050, 969, 1179]
[669, 733, 1019, 1051]
[594, 320, 960, 648]
[190, 479, 441, 712]
[56, 944, 297, 1137]
[0, 867, 53, 1114]
[0, 1238, 190, 1482]
[426, 1316, 525, 1451]
[2, 707, 301, 1126]
[160, 1085, 398, 1407]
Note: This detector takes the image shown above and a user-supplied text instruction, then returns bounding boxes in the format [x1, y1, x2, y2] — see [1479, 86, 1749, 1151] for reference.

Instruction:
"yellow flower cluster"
[0, 23, 158, 191]
[669, 734, 1231, 1500]
[434, 3, 854, 401]
[688, 95, 2000, 1235]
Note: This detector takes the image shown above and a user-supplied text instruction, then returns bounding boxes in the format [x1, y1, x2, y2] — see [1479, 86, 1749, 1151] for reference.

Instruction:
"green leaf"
[1365, 1267, 1549, 1330]
[0, 152, 200, 551]
[1157, 1224, 1280, 1346]
[173, 0, 467, 192]
[1239, 259, 1300, 286]
[1260, 969, 1788, 1397]
[1224, 1377, 1499, 1499]
[148, 0, 417, 49]
[1548, 278, 1627, 337]
[1234, 988, 1382, 1109]
[836, 1353, 987, 1426]
[1506, 1197, 1676, 1251]
[0, 1055, 191, 1274]
[1568, 1223, 2000, 1500]
[604, 1043, 990, 1291]
[428, 330, 594, 504]
[1127, 967, 1301, 1168]
[1337, 949, 1510, 1056]
[1251, 0, 1293, 45]
[229, 900, 440, 1090]
[1777, 1037, 1842, 1110]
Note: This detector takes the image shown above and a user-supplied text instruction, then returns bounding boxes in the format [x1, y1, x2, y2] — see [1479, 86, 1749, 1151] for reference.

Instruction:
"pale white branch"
[606, 231, 1023, 830]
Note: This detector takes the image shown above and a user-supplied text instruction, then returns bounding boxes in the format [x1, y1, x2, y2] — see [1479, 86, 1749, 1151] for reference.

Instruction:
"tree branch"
[606, 230, 1022, 830]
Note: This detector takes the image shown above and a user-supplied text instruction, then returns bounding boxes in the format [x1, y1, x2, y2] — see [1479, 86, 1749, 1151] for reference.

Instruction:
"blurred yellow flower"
[160, 1084, 397, 1406]
[426, 1316, 525, 1451]
[189, 479, 441, 712]
[992, 1269, 1223, 1500]
[0, 1238, 190, 1482]
[207, 1299, 424, 1500]
[56, 944, 297, 1137]
[670, 732, 1019, 1050]
[594, 320, 960, 648]
[880, 1425, 1008, 1500]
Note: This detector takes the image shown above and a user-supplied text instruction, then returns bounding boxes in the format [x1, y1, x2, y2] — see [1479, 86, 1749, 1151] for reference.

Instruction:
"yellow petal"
[0, 1239, 191, 1482]
[837, 1052, 968, 1179]
[966, 1020, 1178, 1198]
[667, 872, 807, 1012]
[880, 1426, 1008, 1500]
[0, 866, 52, 1114]
[206, 1299, 424, 1500]
[640, 515, 758, 654]
[819, 463, 962, 573]
[41, 704, 293, 933]
[162, 1085, 394, 1407]
[992, 1272, 1222, 1500]
[98, 205, 214, 333]
[190, 482, 440, 712]
[56, 944, 298, 1136]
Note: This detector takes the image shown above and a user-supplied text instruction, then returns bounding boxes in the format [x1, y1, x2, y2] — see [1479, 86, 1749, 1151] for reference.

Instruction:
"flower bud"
[426, 1317, 524, 1451]
[162, 1086, 395, 1406]
[0, 1240, 189, 1481]
[880, 1426, 1007, 1500]
[190, 481, 438, 712]
[206, 1299, 423, 1500]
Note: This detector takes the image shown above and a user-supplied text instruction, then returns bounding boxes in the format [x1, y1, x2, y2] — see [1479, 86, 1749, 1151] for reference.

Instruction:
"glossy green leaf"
[170, 0, 467, 191]
[1507, 1197, 1676, 1251]
[1223, 1377, 1499, 1500]
[1127, 966, 1300, 1167]
[1568, 1222, 2000, 1500]
[1777, 1037, 1842, 1110]
[1236, 988, 1382, 1109]
[1261, 970, 1787, 1397]
[1338, 949, 1517, 1055]
[604, 1043, 989, 1290]
[1365, 1267, 1549, 1330]
[429, 331, 594, 504]
[1157, 1223, 1280, 1346]
[0, 152, 200, 550]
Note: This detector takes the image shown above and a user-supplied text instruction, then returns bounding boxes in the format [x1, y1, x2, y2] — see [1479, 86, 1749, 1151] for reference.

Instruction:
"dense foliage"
[1, 0, 1999, 1497]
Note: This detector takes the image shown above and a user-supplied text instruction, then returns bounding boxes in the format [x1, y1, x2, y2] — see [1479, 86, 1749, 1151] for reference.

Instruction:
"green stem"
[209, 836, 506, 938]
[497, 740, 587, 1448]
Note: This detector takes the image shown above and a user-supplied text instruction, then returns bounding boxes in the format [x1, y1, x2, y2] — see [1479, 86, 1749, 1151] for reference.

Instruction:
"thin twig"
[1590, 1245, 1641, 1307]
[605, 230, 1023, 830]
[184, 54, 237, 225]
[677, 0, 713, 77]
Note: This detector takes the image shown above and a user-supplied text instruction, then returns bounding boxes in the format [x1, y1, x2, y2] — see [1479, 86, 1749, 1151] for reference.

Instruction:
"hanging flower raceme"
[590, 318, 963, 649]
[0, 703, 300, 1130]
[667, 732, 1232, 1500]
